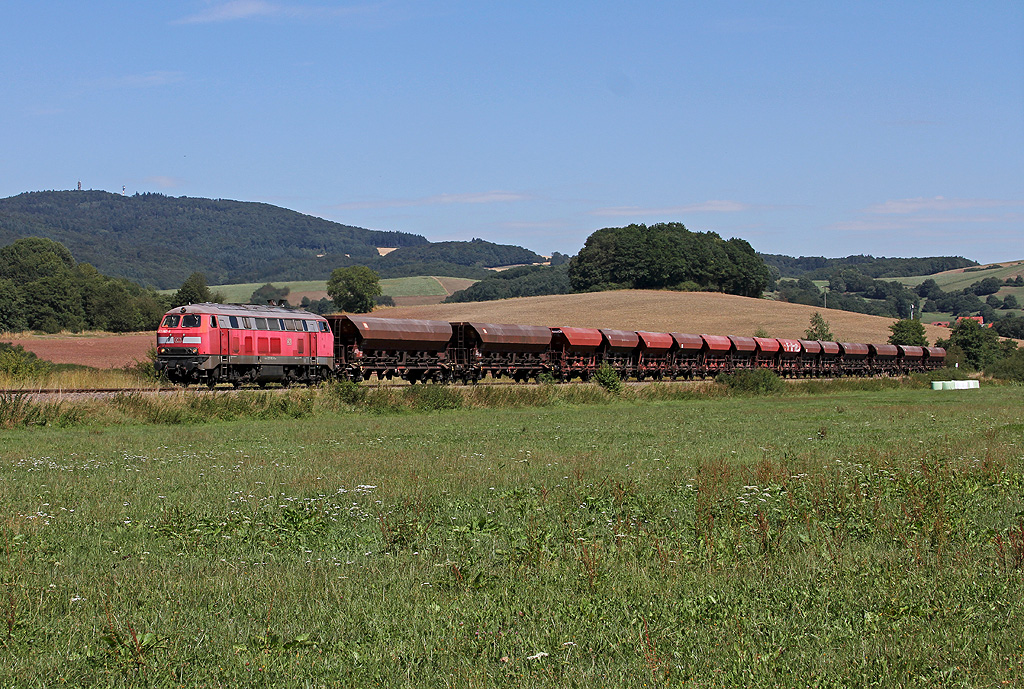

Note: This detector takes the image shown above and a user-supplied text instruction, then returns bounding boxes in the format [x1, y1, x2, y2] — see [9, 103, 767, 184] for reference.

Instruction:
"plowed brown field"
[3, 290, 952, 369]
[7, 332, 154, 369]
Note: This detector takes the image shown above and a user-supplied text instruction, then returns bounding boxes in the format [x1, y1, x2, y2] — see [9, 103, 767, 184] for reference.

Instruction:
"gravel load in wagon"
[328, 315, 452, 351]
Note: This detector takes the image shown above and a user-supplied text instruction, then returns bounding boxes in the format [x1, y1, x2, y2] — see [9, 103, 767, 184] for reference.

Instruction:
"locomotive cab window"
[181, 314, 201, 328]
[318, 322, 329, 332]
[161, 315, 180, 328]
[210, 316, 218, 328]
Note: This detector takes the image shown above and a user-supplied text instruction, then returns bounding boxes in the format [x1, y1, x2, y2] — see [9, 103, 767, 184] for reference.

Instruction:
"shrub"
[989, 350, 1024, 382]
[0, 342, 49, 378]
[323, 379, 367, 406]
[407, 384, 463, 411]
[716, 369, 786, 395]
[593, 364, 623, 395]
[122, 346, 163, 382]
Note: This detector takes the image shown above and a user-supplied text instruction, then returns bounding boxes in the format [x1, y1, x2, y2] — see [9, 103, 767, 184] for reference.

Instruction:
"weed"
[408, 384, 463, 411]
[593, 363, 623, 394]
[716, 368, 785, 395]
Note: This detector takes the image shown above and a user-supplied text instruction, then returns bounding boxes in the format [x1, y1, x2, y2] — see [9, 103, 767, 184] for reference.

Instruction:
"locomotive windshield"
[181, 314, 201, 328]
[161, 315, 180, 328]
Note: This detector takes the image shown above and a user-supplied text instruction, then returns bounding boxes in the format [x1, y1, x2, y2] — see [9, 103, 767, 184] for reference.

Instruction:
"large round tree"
[327, 265, 382, 313]
[567, 222, 770, 297]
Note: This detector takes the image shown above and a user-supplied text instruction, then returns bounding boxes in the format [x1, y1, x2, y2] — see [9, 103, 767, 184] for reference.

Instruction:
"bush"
[408, 384, 463, 411]
[0, 342, 49, 378]
[716, 369, 786, 395]
[323, 379, 367, 406]
[989, 350, 1024, 382]
[121, 346, 163, 382]
[593, 364, 623, 395]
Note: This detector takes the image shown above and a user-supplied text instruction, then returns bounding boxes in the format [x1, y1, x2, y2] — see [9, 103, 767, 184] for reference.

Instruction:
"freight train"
[154, 303, 946, 388]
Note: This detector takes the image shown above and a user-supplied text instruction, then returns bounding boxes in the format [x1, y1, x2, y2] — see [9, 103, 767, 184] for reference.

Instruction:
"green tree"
[0, 279, 28, 332]
[567, 222, 770, 296]
[994, 316, 1024, 339]
[888, 319, 928, 347]
[171, 272, 213, 308]
[0, 237, 75, 283]
[327, 265, 382, 313]
[989, 348, 1024, 382]
[804, 312, 834, 341]
[938, 319, 1003, 370]
[250, 283, 290, 305]
[1002, 294, 1019, 310]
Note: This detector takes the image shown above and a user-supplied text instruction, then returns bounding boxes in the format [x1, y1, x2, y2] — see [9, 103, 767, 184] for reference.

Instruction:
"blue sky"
[4, 1, 1022, 262]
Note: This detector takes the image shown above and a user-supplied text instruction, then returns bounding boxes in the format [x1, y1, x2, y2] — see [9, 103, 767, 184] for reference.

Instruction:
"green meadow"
[1, 383, 1022, 687]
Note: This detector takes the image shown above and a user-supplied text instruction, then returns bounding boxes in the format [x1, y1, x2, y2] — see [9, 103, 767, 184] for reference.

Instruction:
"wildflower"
[527, 651, 549, 661]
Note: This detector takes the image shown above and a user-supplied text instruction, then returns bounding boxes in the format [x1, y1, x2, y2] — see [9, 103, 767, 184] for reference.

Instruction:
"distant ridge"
[0, 190, 428, 289]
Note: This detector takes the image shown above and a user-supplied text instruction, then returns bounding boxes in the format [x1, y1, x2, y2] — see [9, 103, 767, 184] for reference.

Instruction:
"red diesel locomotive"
[155, 303, 334, 387]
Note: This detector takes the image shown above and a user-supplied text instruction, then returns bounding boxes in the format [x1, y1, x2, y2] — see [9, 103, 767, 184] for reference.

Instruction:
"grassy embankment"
[1, 382, 1022, 686]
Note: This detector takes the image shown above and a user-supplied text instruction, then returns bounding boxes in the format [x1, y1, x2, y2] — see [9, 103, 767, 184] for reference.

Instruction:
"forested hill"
[0, 191, 428, 288]
[760, 253, 977, 279]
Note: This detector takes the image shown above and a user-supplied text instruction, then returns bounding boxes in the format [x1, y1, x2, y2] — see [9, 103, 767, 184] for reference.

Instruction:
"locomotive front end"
[155, 307, 218, 384]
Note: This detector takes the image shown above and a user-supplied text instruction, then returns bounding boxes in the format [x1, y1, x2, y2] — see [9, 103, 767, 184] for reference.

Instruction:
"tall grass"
[0, 375, 1006, 429]
[0, 388, 1021, 685]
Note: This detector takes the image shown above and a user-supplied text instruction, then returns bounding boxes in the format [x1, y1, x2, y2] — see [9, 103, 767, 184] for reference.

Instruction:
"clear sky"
[4, 1, 1022, 263]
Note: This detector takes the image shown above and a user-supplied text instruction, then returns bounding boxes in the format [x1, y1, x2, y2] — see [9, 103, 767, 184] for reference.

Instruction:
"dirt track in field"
[3, 290, 954, 369]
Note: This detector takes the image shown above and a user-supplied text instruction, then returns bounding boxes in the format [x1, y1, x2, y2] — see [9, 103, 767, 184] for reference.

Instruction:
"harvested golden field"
[375, 289, 952, 344]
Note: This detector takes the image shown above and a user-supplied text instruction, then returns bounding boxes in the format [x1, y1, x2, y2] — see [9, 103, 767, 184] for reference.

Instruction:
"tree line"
[0, 238, 169, 333]
[761, 254, 977, 279]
